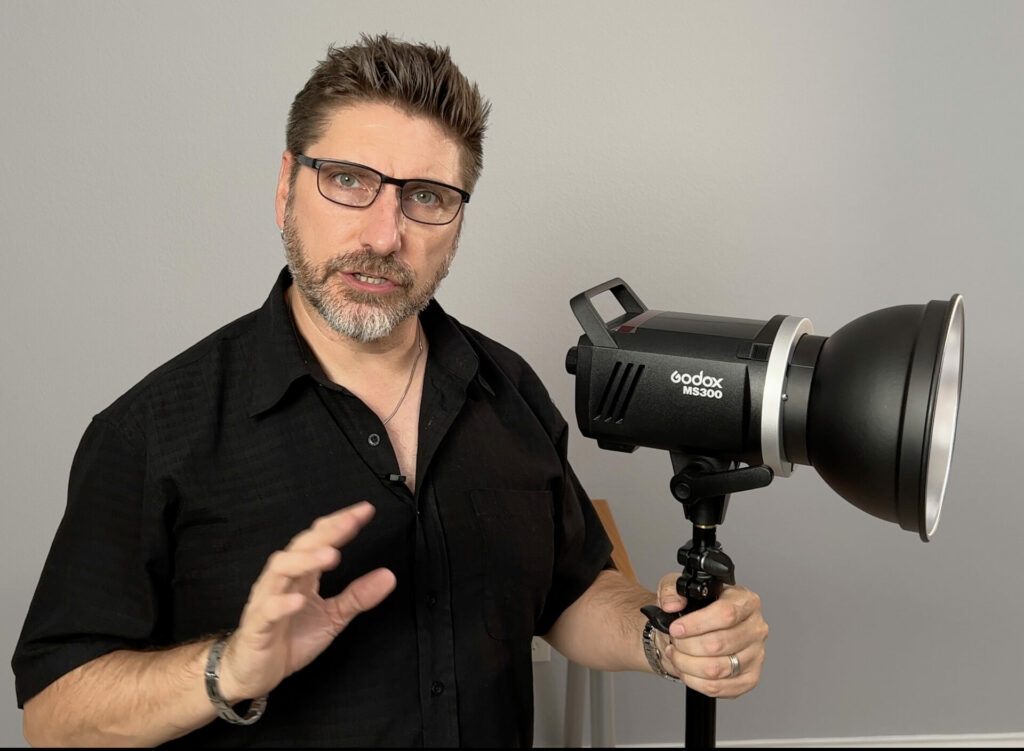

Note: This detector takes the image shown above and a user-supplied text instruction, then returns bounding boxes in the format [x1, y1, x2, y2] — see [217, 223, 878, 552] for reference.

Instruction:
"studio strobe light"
[564, 278, 965, 747]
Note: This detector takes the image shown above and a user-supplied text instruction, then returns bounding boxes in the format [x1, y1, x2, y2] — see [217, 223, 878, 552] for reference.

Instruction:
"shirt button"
[430, 681, 445, 696]
[367, 433, 381, 446]
[427, 594, 437, 607]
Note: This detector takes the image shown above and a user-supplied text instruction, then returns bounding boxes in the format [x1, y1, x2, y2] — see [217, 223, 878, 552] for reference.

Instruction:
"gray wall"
[2, 1, 1022, 746]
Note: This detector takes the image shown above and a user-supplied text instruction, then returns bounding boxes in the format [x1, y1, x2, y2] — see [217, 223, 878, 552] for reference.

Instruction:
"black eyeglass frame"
[294, 153, 470, 226]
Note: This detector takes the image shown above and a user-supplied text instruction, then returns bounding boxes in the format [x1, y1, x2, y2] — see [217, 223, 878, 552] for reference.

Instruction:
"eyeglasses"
[295, 154, 470, 226]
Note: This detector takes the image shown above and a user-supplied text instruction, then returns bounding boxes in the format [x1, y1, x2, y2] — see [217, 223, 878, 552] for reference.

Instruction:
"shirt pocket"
[470, 489, 555, 640]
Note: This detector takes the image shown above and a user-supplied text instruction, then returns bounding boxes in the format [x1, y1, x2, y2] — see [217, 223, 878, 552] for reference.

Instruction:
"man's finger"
[667, 641, 766, 699]
[285, 501, 377, 553]
[253, 547, 341, 597]
[668, 585, 758, 638]
[656, 572, 686, 614]
[324, 568, 397, 631]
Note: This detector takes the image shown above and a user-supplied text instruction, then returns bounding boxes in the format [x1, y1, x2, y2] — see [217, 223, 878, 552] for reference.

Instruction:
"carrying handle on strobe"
[569, 277, 647, 349]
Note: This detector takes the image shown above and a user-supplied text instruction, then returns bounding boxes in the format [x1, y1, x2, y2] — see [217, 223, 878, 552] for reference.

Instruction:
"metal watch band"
[642, 620, 683, 683]
[204, 634, 268, 725]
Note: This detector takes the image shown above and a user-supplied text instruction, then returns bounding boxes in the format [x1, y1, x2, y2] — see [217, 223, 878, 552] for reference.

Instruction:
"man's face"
[276, 101, 465, 342]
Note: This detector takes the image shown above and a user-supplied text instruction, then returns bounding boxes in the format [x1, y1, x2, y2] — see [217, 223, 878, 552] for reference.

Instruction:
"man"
[13, 34, 768, 747]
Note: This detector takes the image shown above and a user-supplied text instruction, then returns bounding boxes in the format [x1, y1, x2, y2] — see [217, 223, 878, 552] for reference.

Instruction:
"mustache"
[321, 250, 415, 287]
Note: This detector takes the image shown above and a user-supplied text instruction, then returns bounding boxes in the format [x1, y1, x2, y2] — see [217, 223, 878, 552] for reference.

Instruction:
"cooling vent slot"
[596, 361, 645, 423]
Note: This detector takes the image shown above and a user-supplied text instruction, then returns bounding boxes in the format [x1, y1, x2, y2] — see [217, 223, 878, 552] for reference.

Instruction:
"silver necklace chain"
[381, 324, 424, 427]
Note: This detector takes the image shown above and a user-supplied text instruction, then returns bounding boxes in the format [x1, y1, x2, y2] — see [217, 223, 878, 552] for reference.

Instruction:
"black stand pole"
[681, 524, 723, 749]
[641, 454, 773, 749]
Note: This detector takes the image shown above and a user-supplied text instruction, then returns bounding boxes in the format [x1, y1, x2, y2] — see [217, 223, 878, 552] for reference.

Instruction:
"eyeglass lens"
[316, 161, 464, 225]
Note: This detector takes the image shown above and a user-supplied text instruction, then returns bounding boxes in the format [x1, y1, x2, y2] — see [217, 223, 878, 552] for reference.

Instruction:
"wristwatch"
[642, 621, 683, 683]
[204, 634, 268, 725]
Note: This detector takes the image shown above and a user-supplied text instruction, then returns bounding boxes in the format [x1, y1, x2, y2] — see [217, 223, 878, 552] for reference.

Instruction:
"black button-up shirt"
[13, 268, 613, 747]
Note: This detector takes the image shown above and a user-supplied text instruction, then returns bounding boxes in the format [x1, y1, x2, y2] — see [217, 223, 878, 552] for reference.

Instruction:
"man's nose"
[358, 185, 404, 254]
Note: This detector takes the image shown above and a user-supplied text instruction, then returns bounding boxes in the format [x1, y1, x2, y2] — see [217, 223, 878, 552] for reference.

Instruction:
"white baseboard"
[713, 732, 1024, 748]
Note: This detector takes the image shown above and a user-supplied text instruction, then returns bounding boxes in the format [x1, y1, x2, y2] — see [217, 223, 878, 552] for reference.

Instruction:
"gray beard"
[282, 212, 457, 342]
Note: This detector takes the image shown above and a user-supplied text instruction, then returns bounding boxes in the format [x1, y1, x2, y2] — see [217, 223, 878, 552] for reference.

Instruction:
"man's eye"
[409, 189, 440, 205]
[331, 172, 361, 188]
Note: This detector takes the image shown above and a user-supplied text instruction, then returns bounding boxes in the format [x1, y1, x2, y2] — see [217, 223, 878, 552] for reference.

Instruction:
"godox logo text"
[671, 370, 725, 400]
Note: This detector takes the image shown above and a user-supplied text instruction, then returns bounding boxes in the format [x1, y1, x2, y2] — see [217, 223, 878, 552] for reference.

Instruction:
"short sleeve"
[11, 416, 172, 706]
[534, 434, 614, 636]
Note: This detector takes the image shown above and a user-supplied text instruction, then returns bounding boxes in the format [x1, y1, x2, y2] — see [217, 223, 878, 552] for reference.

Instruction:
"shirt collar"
[246, 267, 314, 417]
[247, 267, 490, 417]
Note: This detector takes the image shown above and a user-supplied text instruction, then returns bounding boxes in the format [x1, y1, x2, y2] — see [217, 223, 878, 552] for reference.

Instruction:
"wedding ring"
[728, 653, 741, 678]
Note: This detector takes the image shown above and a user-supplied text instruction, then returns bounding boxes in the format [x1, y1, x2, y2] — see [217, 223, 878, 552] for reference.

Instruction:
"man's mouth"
[352, 272, 390, 285]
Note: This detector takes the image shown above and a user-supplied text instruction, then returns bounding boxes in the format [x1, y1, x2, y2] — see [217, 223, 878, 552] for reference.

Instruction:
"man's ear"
[275, 150, 296, 229]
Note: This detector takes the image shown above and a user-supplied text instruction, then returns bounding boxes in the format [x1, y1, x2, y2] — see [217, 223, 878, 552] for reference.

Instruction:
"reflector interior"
[922, 295, 965, 540]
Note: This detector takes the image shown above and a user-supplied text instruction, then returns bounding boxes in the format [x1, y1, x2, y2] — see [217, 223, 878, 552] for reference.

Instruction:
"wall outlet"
[531, 636, 551, 662]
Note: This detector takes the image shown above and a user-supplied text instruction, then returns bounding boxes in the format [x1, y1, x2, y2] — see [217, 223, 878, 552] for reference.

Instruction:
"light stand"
[641, 454, 773, 748]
